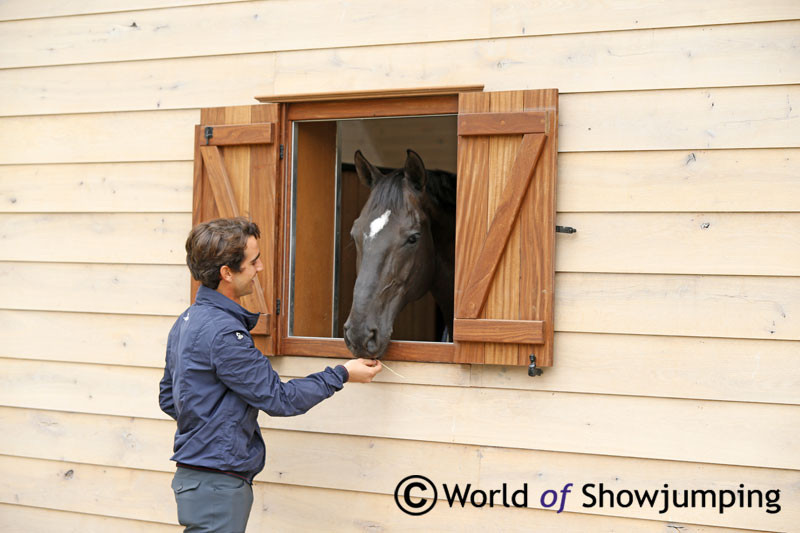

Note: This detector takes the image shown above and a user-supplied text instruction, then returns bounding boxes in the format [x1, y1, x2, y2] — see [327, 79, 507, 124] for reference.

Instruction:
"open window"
[191, 87, 557, 367]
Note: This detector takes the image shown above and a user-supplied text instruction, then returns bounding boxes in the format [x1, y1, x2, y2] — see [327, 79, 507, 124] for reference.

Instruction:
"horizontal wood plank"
[3, 212, 796, 275]
[0, 310, 174, 368]
[0, 0, 247, 22]
[557, 148, 800, 212]
[0, 162, 192, 213]
[3, 309, 798, 404]
[4, 21, 799, 117]
[554, 212, 800, 276]
[2, 358, 797, 469]
[2, 2, 799, 68]
[287, 95, 458, 121]
[0, 110, 197, 165]
[0, 262, 189, 316]
[1, 265, 797, 340]
[453, 319, 544, 344]
[273, 21, 800, 96]
[0, 213, 191, 264]
[458, 111, 547, 135]
[0, 455, 763, 533]
[559, 85, 800, 152]
[201, 123, 273, 146]
[0, 503, 181, 533]
[281, 337, 455, 363]
[0, 410, 795, 530]
[259, 85, 483, 102]
[554, 273, 799, 341]
[2, 87, 798, 164]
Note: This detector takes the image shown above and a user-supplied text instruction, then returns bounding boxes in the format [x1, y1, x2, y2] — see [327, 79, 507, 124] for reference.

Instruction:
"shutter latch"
[204, 126, 214, 145]
[528, 354, 543, 377]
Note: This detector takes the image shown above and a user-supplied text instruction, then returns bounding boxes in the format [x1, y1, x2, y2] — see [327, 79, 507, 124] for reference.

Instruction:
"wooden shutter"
[192, 104, 281, 354]
[454, 89, 557, 367]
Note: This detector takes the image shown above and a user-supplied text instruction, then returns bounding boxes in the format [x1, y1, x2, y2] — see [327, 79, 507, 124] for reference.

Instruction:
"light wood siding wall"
[1, 1, 799, 531]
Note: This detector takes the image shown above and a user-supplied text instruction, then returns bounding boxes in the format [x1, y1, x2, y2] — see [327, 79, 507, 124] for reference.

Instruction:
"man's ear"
[219, 264, 233, 283]
[354, 150, 381, 189]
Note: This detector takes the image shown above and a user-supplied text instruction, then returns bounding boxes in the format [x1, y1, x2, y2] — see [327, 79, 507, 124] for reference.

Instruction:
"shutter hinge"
[276, 298, 281, 315]
[279, 144, 284, 159]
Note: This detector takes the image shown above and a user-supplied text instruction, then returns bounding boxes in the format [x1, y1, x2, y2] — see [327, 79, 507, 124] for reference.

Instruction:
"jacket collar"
[195, 285, 260, 331]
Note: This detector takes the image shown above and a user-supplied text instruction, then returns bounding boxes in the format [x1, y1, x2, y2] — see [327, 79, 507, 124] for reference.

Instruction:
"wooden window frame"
[192, 86, 558, 367]
[276, 92, 464, 364]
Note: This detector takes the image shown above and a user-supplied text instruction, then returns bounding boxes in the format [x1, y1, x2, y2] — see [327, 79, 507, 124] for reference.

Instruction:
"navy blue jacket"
[159, 285, 349, 482]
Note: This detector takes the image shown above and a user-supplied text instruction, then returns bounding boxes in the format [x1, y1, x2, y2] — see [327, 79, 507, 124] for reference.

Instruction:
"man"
[159, 217, 381, 532]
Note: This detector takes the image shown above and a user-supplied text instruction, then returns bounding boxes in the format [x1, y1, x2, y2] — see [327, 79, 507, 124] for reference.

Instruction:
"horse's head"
[343, 150, 437, 358]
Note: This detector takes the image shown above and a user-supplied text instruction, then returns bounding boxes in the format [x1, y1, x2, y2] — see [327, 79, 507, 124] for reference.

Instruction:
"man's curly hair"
[185, 217, 261, 289]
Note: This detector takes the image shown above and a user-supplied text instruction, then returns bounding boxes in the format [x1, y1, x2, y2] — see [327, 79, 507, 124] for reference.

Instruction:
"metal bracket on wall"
[528, 354, 544, 377]
[556, 225, 576, 234]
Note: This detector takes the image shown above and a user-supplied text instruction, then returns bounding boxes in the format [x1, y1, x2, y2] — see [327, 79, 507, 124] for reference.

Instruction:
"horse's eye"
[405, 233, 420, 245]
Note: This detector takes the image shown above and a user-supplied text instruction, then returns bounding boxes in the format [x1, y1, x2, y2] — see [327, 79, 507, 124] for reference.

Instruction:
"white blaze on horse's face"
[365, 209, 391, 241]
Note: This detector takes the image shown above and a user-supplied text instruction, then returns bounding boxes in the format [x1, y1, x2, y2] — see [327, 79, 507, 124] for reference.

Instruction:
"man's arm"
[158, 366, 177, 420]
[211, 330, 379, 416]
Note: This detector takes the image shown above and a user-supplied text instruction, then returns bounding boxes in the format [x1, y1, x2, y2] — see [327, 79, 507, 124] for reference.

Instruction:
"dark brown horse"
[343, 150, 456, 359]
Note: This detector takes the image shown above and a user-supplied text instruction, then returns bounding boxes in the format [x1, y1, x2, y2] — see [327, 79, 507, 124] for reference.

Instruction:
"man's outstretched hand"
[344, 358, 383, 383]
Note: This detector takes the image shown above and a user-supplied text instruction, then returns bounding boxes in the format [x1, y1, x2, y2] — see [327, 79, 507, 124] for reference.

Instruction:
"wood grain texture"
[0, 503, 181, 533]
[3, 358, 797, 470]
[0, 162, 192, 213]
[520, 89, 558, 366]
[558, 148, 800, 212]
[458, 111, 546, 135]
[201, 123, 273, 146]
[457, 132, 546, 319]
[1, 411, 796, 530]
[453, 319, 544, 344]
[281, 337, 455, 363]
[454, 91, 491, 364]
[287, 95, 458, 120]
[3, 2, 798, 68]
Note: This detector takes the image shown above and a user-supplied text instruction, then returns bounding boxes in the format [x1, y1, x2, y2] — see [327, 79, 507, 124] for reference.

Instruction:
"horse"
[343, 149, 456, 359]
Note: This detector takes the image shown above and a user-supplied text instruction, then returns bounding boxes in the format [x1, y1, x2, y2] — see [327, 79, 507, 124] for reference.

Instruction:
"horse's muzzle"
[343, 320, 385, 359]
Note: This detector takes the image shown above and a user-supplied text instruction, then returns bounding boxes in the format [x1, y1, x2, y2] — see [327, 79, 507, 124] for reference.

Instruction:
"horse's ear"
[354, 150, 380, 189]
[404, 149, 427, 191]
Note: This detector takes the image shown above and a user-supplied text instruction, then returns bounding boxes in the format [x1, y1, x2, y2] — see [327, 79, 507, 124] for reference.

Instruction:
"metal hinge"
[279, 144, 284, 159]
[276, 298, 281, 315]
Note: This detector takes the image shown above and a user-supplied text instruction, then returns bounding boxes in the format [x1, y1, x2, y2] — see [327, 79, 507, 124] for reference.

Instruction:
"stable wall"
[1, 1, 799, 531]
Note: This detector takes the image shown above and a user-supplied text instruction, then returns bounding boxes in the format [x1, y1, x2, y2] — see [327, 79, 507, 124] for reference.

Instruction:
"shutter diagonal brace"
[456, 132, 546, 320]
[199, 145, 271, 327]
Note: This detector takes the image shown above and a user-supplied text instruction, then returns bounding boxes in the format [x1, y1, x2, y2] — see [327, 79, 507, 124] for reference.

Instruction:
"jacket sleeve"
[159, 365, 178, 420]
[210, 330, 348, 417]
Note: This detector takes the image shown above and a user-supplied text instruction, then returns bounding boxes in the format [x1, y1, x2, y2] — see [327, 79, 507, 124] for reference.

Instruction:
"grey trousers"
[172, 466, 254, 533]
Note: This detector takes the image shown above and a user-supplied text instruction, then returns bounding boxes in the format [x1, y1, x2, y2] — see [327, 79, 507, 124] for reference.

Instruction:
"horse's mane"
[342, 163, 456, 214]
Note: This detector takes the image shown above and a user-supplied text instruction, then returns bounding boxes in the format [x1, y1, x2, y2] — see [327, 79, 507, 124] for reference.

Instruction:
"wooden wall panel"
[2, 86, 796, 166]
[0, 0, 244, 22]
[0, 213, 191, 264]
[557, 148, 800, 212]
[0, 263, 188, 315]
[2, 358, 797, 470]
[0, 310, 173, 368]
[3, 212, 797, 275]
[5, 21, 799, 116]
[273, 21, 800, 96]
[3, 2, 798, 68]
[0, 503, 181, 533]
[0, 110, 197, 165]
[0, 162, 192, 213]
[555, 273, 799, 341]
[555, 212, 800, 276]
[1, 411, 795, 530]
